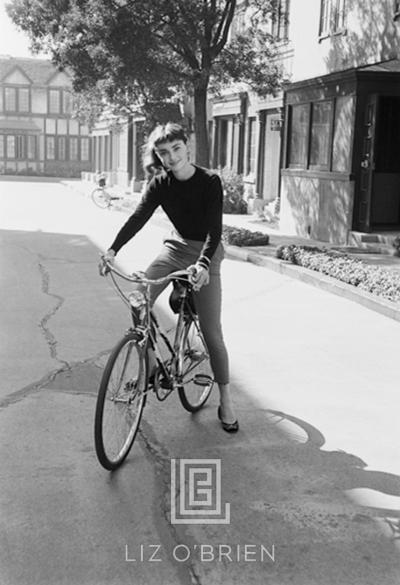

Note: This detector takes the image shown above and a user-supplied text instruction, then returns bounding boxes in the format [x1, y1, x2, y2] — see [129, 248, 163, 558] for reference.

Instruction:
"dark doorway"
[214, 118, 228, 168]
[371, 96, 400, 228]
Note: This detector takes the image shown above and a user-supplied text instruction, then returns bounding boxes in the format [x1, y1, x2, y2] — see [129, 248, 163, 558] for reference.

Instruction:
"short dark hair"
[150, 122, 188, 147]
[142, 122, 188, 177]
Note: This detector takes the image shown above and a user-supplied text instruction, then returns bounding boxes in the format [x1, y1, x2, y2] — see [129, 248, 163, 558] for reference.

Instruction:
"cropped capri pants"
[144, 234, 230, 385]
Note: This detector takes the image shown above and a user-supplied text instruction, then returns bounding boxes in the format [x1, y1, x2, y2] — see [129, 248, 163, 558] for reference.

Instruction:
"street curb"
[224, 245, 400, 323]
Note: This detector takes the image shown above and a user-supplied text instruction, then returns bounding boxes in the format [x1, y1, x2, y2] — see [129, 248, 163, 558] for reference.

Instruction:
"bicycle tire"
[94, 332, 148, 470]
[91, 187, 109, 209]
[177, 318, 214, 412]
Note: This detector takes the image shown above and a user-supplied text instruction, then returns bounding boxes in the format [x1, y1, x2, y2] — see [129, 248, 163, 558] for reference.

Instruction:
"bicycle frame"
[94, 261, 214, 470]
[106, 263, 209, 401]
[147, 289, 198, 400]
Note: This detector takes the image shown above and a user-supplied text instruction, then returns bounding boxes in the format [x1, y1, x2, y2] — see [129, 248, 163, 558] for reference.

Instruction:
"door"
[357, 94, 377, 232]
[356, 94, 400, 231]
[258, 111, 281, 202]
[371, 96, 400, 228]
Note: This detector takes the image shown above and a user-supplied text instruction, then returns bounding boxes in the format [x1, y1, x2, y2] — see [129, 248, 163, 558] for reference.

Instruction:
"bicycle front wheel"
[91, 187, 109, 209]
[94, 332, 148, 470]
[177, 318, 214, 412]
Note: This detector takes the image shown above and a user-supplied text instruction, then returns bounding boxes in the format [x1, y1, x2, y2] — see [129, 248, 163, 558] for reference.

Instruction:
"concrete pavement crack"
[0, 352, 108, 409]
[139, 420, 203, 585]
[0, 366, 68, 409]
[37, 257, 69, 370]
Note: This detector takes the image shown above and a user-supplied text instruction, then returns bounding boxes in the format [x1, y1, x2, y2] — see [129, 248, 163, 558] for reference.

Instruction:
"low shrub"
[276, 244, 400, 302]
[222, 225, 269, 246]
[392, 235, 400, 257]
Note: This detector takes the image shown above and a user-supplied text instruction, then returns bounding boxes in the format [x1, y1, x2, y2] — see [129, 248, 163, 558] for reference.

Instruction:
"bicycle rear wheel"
[91, 187, 109, 209]
[177, 318, 214, 412]
[94, 332, 147, 470]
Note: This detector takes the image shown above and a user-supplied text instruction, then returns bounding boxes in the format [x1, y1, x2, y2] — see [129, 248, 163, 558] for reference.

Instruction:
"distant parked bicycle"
[91, 176, 122, 210]
[94, 259, 214, 470]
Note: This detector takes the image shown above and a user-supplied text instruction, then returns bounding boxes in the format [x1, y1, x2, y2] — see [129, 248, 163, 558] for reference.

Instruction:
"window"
[16, 136, 26, 159]
[288, 104, 309, 167]
[49, 89, 61, 114]
[271, 0, 290, 41]
[5, 88, 16, 111]
[46, 118, 56, 134]
[81, 137, 89, 161]
[4, 87, 31, 112]
[49, 88, 73, 114]
[69, 119, 79, 134]
[1, 135, 36, 159]
[58, 119, 68, 134]
[58, 137, 66, 160]
[46, 136, 55, 160]
[70, 137, 78, 161]
[332, 96, 354, 172]
[18, 88, 30, 112]
[6, 136, 16, 158]
[247, 118, 256, 174]
[309, 101, 333, 169]
[27, 135, 36, 159]
[287, 96, 353, 172]
[319, 0, 346, 37]
[63, 91, 72, 114]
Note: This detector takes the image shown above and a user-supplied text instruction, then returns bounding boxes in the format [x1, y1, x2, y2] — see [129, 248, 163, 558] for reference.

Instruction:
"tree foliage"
[7, 0, 285, 165]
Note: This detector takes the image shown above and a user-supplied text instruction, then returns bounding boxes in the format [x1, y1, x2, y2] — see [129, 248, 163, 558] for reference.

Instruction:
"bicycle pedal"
[193, 374, 213, 386]
[188, 350, 204, 361]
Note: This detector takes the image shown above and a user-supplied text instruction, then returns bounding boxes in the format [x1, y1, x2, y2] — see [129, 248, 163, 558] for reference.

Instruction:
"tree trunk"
[193, 80, 210, 167]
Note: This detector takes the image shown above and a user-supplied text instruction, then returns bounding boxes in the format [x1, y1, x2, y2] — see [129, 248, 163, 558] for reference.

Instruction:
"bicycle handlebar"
[101, 257, 195, 286]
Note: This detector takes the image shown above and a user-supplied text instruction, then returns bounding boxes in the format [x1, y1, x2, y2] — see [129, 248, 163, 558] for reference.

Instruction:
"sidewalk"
[63, 178, 400, 322]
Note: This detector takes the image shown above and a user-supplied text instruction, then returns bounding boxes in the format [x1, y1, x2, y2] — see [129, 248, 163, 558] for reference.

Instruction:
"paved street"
[1, 177, 400, 585]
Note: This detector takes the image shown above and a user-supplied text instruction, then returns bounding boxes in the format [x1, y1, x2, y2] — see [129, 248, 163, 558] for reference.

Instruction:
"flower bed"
[276, 244, 400, 303]
[222, 225, 270, 247]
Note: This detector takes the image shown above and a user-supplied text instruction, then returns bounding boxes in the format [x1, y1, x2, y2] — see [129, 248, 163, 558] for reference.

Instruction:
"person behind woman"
[100, 122, 238, 432]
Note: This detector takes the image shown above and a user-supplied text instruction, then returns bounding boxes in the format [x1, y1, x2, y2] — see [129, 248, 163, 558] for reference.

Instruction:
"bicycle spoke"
[178, 319, 214, 412]
[94, 334, 147, 470]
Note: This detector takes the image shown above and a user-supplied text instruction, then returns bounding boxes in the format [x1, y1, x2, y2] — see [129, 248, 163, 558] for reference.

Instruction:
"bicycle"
[94, 260, 214, 470]
[91, 178, 122, 210]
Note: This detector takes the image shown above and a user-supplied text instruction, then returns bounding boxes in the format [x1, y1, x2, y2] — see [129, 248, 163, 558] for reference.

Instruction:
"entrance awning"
[358, 59, 400, 73]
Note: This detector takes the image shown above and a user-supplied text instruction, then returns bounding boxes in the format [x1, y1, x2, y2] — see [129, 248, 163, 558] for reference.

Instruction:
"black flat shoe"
[217, 406, 239, 433]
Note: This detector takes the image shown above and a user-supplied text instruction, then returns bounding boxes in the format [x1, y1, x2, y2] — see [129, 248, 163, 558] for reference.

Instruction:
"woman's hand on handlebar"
[99, 249, 116, 276]
[187, 263, 209, 291]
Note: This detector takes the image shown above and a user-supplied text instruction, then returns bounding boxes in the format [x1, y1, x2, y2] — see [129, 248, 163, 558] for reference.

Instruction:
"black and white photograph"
[1, 1, 400, 584]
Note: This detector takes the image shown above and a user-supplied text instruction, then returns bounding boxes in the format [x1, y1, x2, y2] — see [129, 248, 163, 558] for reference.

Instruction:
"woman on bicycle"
[101, 122, 238, 433]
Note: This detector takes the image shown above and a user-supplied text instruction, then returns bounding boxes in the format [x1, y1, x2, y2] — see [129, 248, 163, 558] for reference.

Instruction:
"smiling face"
[154, 139, 190, 173]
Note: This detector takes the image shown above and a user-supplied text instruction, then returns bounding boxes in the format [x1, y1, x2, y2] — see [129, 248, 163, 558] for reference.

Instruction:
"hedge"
[222, 225, 270, 247]
[276, 244, 400, 303]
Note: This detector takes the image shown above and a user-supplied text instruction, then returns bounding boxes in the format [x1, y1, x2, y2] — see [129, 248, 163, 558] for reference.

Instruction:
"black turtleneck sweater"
[109, 166, 223, 263]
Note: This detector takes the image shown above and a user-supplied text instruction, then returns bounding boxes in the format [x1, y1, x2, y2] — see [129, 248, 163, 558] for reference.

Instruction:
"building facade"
[0, 56, 91, 177]
[87, 1, 400, 245]
[91, 114, 148, 191]
[211, 0, 293, 211]
[280, 0, 400, 243]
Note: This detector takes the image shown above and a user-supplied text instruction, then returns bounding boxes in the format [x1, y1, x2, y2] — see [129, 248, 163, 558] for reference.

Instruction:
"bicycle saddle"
[169, 278, 197, 315]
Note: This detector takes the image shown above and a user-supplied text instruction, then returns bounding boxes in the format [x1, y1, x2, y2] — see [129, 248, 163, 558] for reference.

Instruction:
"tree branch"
[210, 0, 236, 57]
